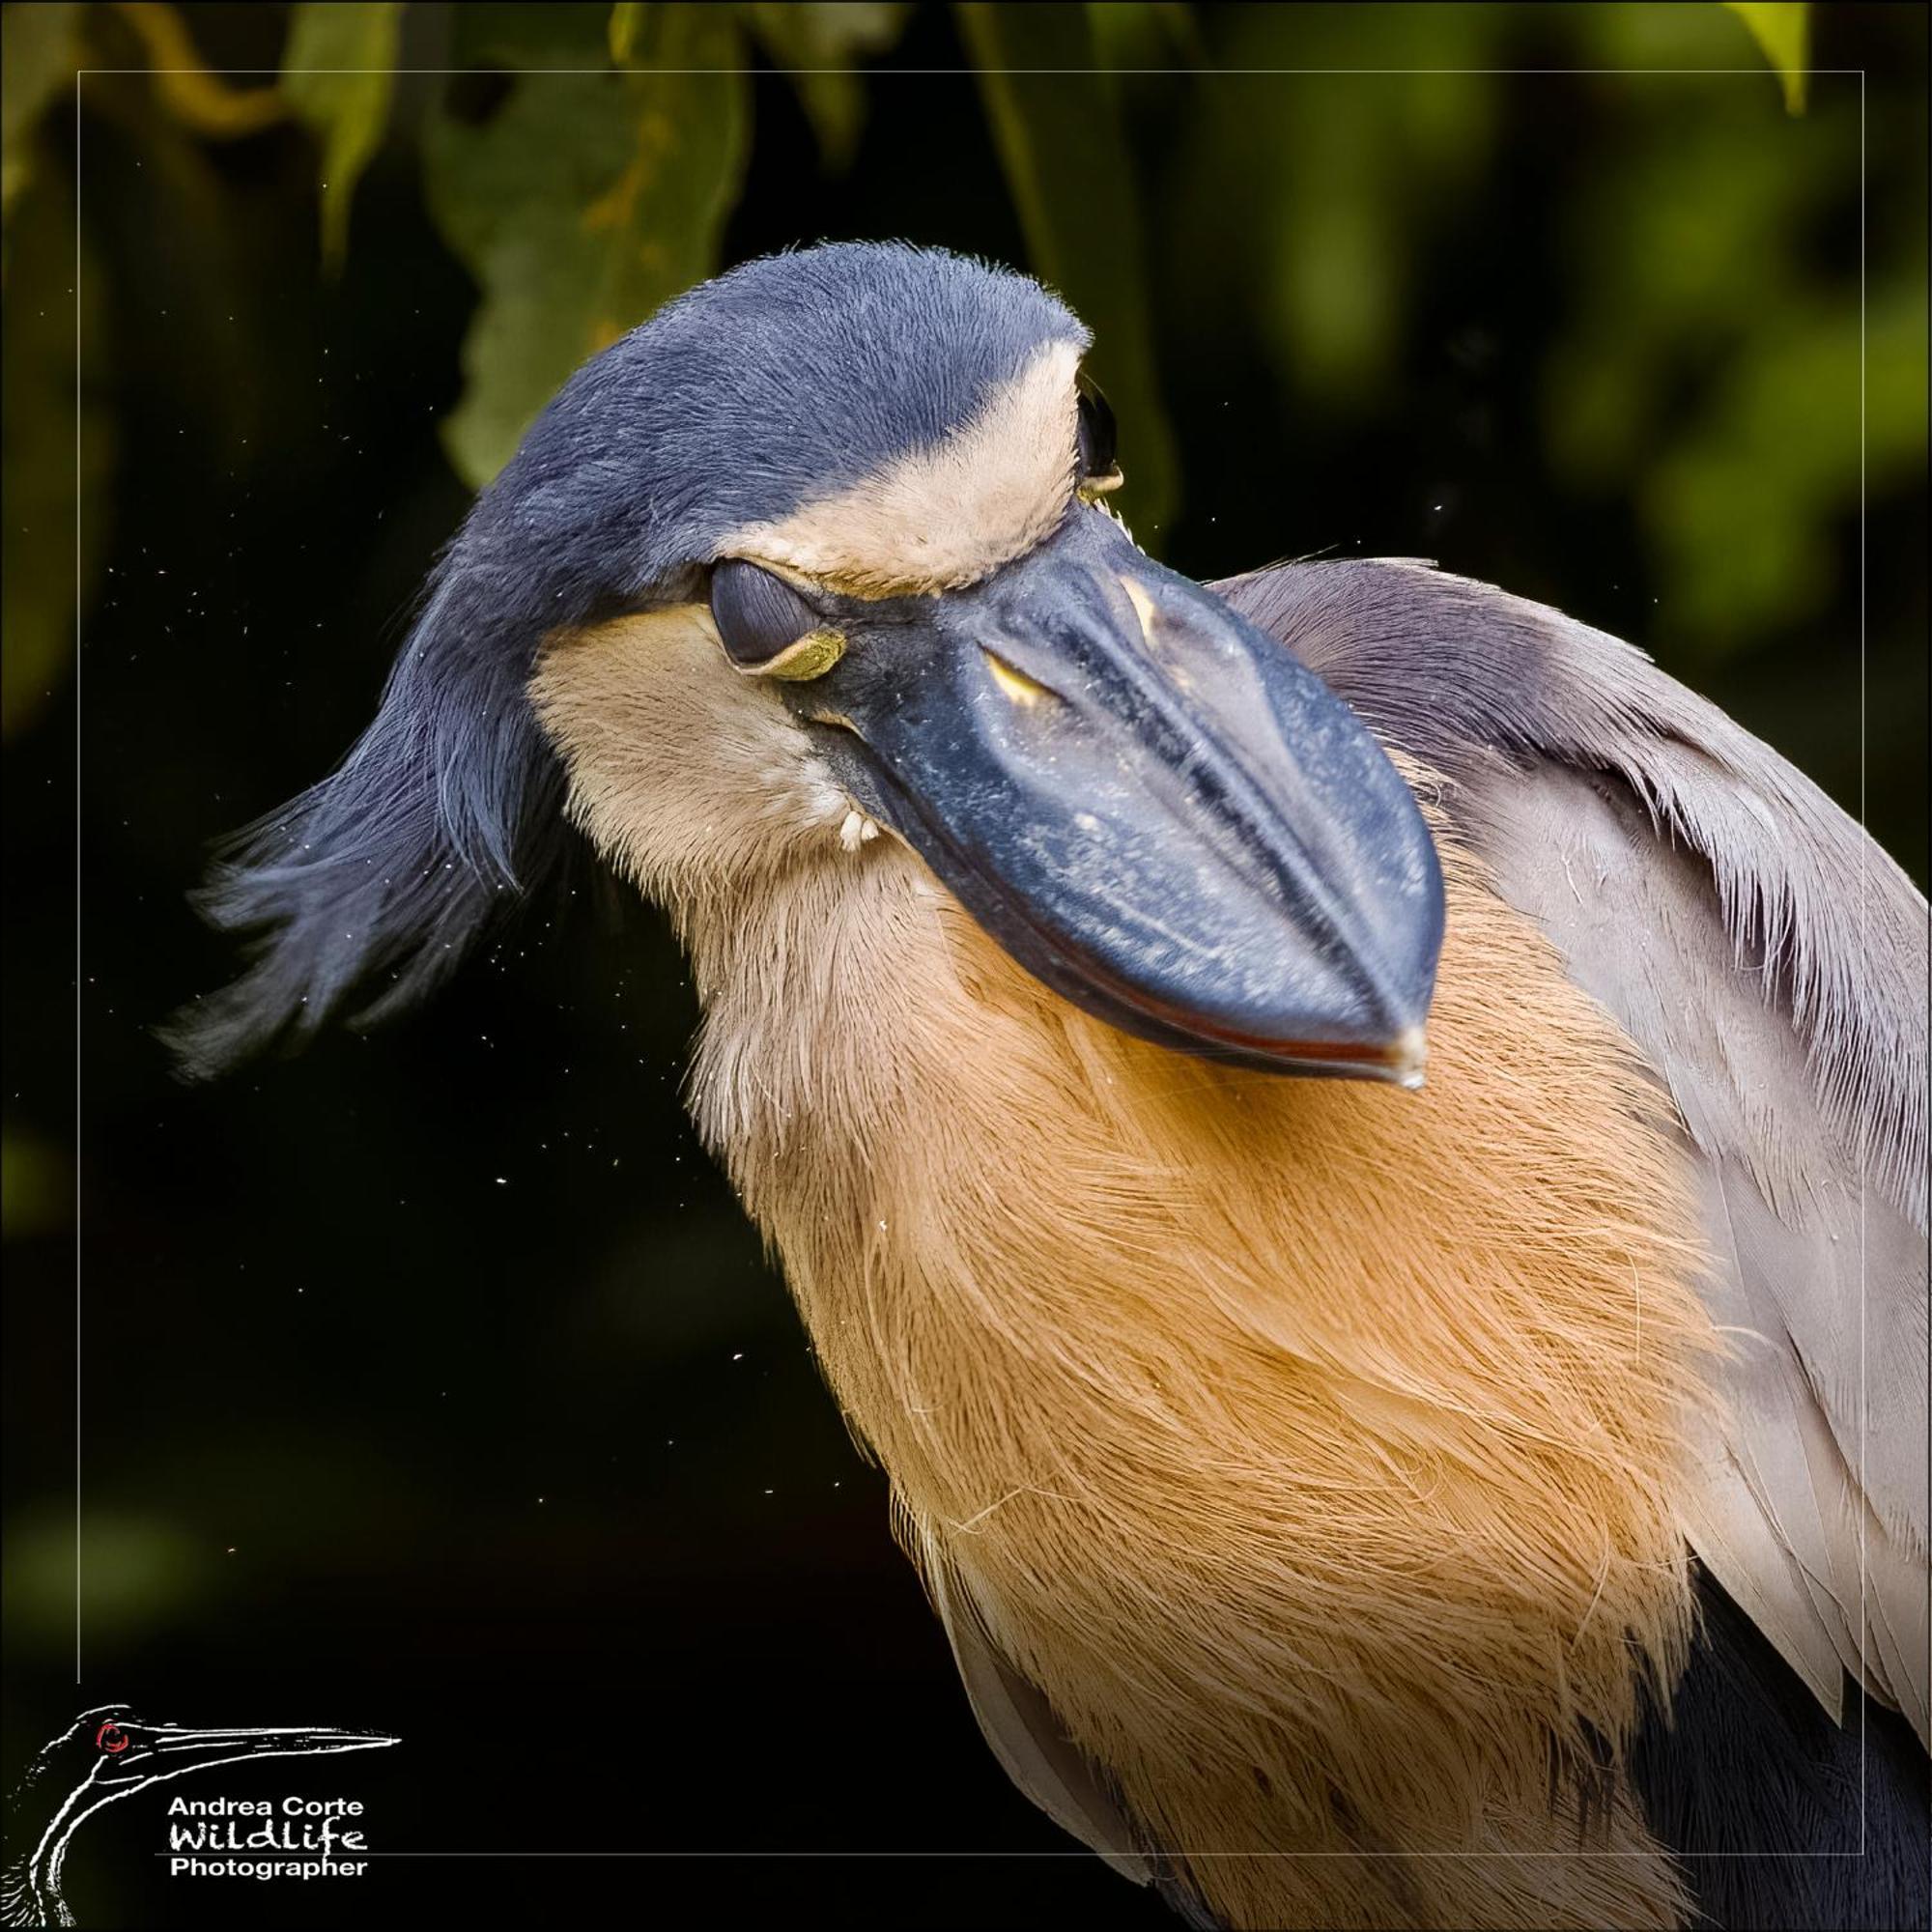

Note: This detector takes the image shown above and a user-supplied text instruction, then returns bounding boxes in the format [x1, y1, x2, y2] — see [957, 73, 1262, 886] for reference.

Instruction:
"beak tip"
[1389, 1024, 1428, 1091]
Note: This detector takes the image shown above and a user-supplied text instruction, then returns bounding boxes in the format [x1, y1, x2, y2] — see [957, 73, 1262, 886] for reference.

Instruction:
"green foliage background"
[4, 2, 1923, 708]
[0, 11, 1926, 1916]
[6, 3, 1923, 729]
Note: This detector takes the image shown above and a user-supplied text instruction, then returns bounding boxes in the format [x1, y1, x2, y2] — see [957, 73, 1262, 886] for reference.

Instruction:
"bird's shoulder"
[1215, 554, 1926, 1234]
[1217, 555, 1929, 1745]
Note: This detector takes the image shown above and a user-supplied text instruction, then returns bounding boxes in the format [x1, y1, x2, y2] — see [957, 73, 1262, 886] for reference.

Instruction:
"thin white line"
[74, 58, 1881, 1873]
[143, 1847, 1893, 1862]
[1856, 64, 1869, 1863]
[73, 65, 84, 1691]
[75, 67, 1869, 76]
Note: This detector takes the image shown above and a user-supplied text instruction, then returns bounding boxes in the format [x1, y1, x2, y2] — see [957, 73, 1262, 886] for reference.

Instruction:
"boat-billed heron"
[176, 243, 1928, 1932]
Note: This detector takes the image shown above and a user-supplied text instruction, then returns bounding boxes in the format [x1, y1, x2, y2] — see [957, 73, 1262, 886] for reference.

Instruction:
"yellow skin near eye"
[737, 455, 1121, 686]
[736, 627, 847, 682]
[1078, 467, 1124, 504]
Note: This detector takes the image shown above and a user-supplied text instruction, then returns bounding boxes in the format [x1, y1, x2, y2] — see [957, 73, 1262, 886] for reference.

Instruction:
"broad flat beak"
[794, 509, 1444, 1084]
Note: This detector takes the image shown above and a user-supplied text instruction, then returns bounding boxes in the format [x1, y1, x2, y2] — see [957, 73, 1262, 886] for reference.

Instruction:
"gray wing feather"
[905, 1517, 1156, 1886]
[1218, 558, 1929, 1744]
[918, 1531, 1224, 1926]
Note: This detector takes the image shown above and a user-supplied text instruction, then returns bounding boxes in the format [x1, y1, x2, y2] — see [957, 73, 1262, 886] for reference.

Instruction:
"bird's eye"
[1075, 371, 1121, 493]
[96, 1720, 130, 1754]
[709, 559, 846, 681]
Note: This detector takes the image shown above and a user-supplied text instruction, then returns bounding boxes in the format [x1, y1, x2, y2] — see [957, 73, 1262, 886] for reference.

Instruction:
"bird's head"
[176, 242, 1441, 1085]
[14, 1705, 396, 1804]
[6, 1700, 396, 1923]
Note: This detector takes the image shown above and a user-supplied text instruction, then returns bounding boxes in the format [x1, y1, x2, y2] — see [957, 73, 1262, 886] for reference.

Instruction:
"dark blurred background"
[3, 3, 1926, 1924]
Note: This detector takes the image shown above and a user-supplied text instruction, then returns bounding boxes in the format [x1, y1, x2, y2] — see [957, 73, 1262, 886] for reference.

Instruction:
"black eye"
[707, 560, 847, 681]
[709, 559, 822, 668]
[1075, 371, 1119, 484]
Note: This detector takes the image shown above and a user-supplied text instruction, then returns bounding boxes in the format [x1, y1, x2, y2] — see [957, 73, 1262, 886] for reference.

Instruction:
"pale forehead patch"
[720, 339, 1083, 597]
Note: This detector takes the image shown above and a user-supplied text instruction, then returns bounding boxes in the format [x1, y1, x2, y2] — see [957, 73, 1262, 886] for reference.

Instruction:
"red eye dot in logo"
[95, 1721, 130, 1754]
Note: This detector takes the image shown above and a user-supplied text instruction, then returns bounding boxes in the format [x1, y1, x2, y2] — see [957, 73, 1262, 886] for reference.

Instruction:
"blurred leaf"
[281, 2, 403, 270]
[609, 2, 645, 64]
[742, 3, 909, 172]
[1540, 96, 1855, 489]
[451, 2, 615, 70]
[1532, 57, 1897, 656]
[1, 0, 79, 233]
[2, 174, 110, 739]
[113, 3, 288, 139]
[1643, 274, 1926, 646]
[1086, 1, 1198, 72]
[954, 2, 1179, 544]
[3, 1510, 211, 1649]
[1582, 0, 1767, 64]
[1263, 94, 1402, 401]
[1864, 283, 1932, 479]
[2, 1123, 71, 1238]
[427, 8, 750, 488]
[1724, 3, 1809, 114]
[1170, 8, 1493, 414]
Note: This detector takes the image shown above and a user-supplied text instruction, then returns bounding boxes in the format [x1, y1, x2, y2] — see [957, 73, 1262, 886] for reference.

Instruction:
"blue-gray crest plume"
[171, 243, 1086, 1075]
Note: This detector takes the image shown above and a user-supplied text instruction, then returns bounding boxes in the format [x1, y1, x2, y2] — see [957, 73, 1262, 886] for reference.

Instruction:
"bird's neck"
[3, 1744, 126, 1930]
[0, 1859, 65, 1930]
[682, 815, 1717, 1931]
[2, 1778, 82, 1930]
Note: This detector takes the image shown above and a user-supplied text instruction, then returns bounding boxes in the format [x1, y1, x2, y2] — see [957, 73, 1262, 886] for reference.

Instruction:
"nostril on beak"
[1121, 577, 1159, 647]
[980, 648, 1058, 709]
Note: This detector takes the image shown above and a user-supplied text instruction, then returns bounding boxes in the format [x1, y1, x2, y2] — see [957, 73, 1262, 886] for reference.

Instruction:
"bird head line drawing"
[2, 1704, 395, 1927]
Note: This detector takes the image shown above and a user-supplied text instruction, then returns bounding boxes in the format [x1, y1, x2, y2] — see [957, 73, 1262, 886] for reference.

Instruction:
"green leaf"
[1085, 1, 1198, 73]
[953, 2, 1179, 546]
[2, 1123, 71, 1238]
[447, 3, 613, 70]
[1165, 9, 1493, 410]
[1723, 3, 1809, 114]
[608, 3, 645, 65]
[282, 3, 403, 270]
[115, 0, 290, 141]
[2, 1, 80, 232]
[4, 1511, 213, 1651]
[741, 3, 910, 171]
[2, 173, 110, 740]
[426, 9, 750, 488]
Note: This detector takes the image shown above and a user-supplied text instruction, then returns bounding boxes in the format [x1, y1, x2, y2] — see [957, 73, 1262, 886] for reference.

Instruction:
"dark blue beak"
[794, 510, 1444, 1084]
